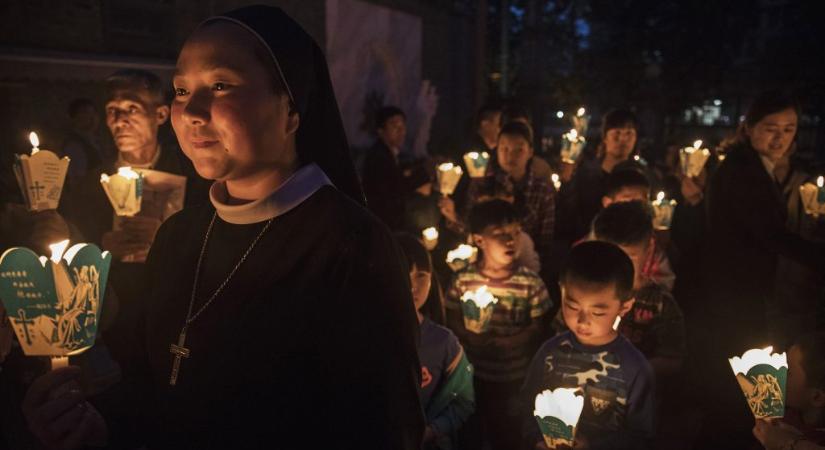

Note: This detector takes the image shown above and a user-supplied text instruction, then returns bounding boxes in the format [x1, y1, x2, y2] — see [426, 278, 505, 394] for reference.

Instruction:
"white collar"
[209, 163, 333, 225]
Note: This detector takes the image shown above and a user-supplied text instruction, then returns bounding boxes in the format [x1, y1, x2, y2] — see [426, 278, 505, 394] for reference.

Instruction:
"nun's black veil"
[202, 5, 365, 206]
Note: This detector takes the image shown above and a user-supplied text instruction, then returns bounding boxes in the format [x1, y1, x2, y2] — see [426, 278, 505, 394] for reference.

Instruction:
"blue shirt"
[418, 318, 462, 408]
[521, 331, 655, 450]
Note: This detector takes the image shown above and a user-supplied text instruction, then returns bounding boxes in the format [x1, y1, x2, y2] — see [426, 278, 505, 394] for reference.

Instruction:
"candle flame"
[551, 173, 560, 184]
[117, 166, 141, 180]
[438, 162, 455, 172]
[656, 191, 665, 202]
[466, 152, 479, 160]
[565, 129, 578, 140]
[422, 227, 439, 241]
[49, 239, 70, 263]
[693, 140, 703, 150]
[818, 176, 824, 188]
[29, 131, 40, 154]
[576, 107, 586, 117]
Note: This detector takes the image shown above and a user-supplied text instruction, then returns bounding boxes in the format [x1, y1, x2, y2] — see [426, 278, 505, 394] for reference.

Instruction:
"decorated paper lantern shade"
[561, 129, 585, 164]
[446, 244, 478, 272]
[0, 241, 111, 362]
[729, 346, 788, 419]
[651, 191, 677, 230]
[463, 151, 491, 178]
[460, 286, 498, 333]
[100, 166, 144, 216]
[534, 388, 585, 449]
[799, 176, 825, 217]
[437, 162, 463, 196]
[679, 140, 711, 178]
[13, 132, 70, 211]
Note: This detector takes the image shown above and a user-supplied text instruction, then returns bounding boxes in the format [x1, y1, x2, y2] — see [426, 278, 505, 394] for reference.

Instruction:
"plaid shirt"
[465, 160, 556, 251]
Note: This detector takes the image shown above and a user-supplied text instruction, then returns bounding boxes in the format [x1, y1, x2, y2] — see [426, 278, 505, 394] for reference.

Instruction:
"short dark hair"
[560, 241, 635, 302]
[468, 199, 520, 234]
[601, 109, 638, 136]
[375, 106, 405, 131]
[593, 200, 653, 248]
[476, 103, 502, 127]
[504, 104, 531, 124]
[743, 90, 801, 129]
[604, 168, 650, 198]
[499, 121, 533, 146]
[67, 98, 96, 118]
[394, 232, 433, 273]
[795, 331, 825, 390]
[105, 69, 166, 106]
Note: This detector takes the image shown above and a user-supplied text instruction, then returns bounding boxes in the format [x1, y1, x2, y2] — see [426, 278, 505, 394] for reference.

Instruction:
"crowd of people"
[0, 5, 823, 450]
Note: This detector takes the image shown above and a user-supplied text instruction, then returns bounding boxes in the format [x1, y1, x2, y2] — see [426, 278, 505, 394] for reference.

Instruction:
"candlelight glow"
[729, 346, 788, 376]
[693, 140, 703, 150]
[613, 316, 621, 331]
[577, 107, 586, 117]
[818, 176, 824, 188]
[534, 388, 585, 428]
[461, 285, 498, 308]
[29, 132, 40, 154]
[117, 166, 140, 179]
[422, 227, 439, 241]
[439, 162, 456, 172]
[656, 191, 665, 202]
[466, 152, 479, 160]
[48, 240, 70, 263]
[565, 129, 578, 141]
[447, 244, 477, 263]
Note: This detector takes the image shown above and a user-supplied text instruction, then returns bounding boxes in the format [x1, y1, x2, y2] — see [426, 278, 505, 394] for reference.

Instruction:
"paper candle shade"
[463, 151, 491, 178]
[799, 176, 825, 217]
[0, 242, 111, 357]
[446, 244, 478, 272]
[437, 163, 463, 196]
[729, 346, 788, 419]
[651, 192, 677, 230]
[679, 140, 711, 178]
[100, 167, 144, 216]
[460, 286, 498, 333]
[13, 133, 70, 211]
[561, 129, 585, 164]
[422, 227, 439, 251]
[534, 388, 585, 449]
[573, 107, 589, 136]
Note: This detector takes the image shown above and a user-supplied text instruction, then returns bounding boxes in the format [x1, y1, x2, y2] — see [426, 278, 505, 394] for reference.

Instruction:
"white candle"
[422, 227, 439, 251]
[29, 131, 40, 155]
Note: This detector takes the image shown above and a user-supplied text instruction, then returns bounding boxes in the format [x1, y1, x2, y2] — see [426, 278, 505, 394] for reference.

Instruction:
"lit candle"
[651, 191, 677, 230]
[534, 388, 585, 448]
[29, 131, 40, 155]
[551, 173, 561, 191]
[437, 162, 463, 196]
[100, 166, 143, 216]
[818, 176, 825, 202]
[463, 151, 491, 178]
[729, 346, 788, 419]
[680, 139, 711, 178]
[422, 227, 439, 251]
[446, 244, 478, 271]
[576, 107, 586, 117]
[561, 129, 585, 164]
[460, 285, 498, 333]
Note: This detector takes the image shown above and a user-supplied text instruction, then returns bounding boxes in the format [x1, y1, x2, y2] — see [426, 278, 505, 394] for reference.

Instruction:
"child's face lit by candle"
[497, 134, 533, 180]
[561, 281, 634, 346]
[473, 222, 521, 269]
[747, 108, 797, 163]
[409, 265, 432, 312]
[171, 22, 298, 185]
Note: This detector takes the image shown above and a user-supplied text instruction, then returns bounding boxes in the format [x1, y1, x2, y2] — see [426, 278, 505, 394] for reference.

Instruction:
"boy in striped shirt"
[446, 199, 552, 450]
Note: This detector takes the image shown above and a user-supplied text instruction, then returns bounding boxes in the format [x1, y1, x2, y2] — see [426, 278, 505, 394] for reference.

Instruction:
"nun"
[22, 6, 424, 449]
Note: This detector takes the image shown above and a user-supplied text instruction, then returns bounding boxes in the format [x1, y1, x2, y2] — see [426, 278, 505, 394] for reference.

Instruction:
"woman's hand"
[438, 196, 458, 224]
[22, 367, 108, 449]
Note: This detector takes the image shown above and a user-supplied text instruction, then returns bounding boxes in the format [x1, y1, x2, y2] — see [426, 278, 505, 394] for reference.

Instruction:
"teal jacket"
[425, 351, 475, 450]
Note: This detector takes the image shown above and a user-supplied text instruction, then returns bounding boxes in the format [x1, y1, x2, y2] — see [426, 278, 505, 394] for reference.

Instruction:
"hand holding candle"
[651, 191, 677, 230]
[729, 346, 788, 419]
[534, 388, 585, 449]
[437, 162, 463, 196]
[679, 140, 711, 178]
[13, 132, 70, 212]
[460, 285, 498, 333]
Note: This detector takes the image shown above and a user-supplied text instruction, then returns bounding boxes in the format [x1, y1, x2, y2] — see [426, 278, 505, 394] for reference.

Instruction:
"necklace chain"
[184, 211, 274, 327]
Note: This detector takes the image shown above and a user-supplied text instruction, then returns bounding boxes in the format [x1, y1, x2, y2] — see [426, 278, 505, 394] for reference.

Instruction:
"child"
[395, 233, 474, 450]
[445, 199, 552, 450]
[591, 201, 686, 379]
[600, 168, 675, 292]
[522, 241, 655, 449]
[753, 331, 825, 449]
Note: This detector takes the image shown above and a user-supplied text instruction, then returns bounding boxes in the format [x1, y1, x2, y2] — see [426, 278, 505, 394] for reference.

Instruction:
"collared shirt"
[465, 160, 556, 251]
[209, 163, 333, 224]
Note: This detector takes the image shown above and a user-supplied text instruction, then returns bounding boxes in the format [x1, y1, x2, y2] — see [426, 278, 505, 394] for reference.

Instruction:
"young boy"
[600, 168, 675, 292]
[754, 331, 825, 449]
[591, 201, 686, 378]
[522, 241, 655, 449]
[445, 199, 552, 450]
